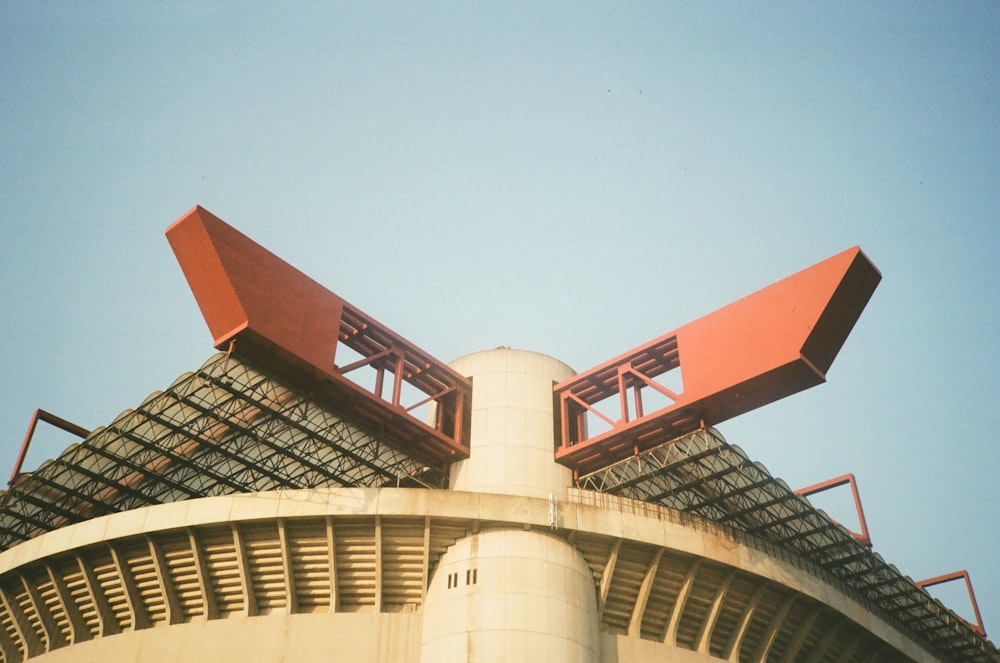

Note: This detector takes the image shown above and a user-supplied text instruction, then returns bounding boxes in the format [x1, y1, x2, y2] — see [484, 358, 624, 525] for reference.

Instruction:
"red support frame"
[917, 570, 987, 637]
[9, 409, 90, 486]
[794, 473, 872, 547]
[555, 247, 881, 475]
[166, 206, 471, 467]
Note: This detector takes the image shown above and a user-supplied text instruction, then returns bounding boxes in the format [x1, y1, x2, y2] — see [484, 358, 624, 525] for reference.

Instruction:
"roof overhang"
[166, 206, 471, 465]
[556, 247, 881, 473]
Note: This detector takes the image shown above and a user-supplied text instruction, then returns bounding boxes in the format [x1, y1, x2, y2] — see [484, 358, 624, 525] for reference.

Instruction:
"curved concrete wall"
[421, 528, 601, 662]
[0, 488, 937, 663]
[28, 613, 421, 663]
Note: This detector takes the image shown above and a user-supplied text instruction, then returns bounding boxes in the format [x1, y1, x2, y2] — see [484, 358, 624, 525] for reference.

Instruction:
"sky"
[1, 0, 998, 641]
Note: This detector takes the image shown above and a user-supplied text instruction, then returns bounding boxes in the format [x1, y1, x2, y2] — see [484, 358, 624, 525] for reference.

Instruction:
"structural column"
[421, 348, 599, 662]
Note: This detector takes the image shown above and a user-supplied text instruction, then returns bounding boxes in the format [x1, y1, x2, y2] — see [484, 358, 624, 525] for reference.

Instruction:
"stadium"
[0, 206, 993, 662]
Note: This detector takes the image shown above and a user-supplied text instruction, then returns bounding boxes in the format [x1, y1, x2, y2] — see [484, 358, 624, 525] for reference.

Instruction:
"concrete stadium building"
[0, 207, 993, 662]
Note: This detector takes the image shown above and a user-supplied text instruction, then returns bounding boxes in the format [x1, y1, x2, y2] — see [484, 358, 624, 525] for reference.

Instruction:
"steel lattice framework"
[0, 353, 439, 552]
[577, 428, 996, 663]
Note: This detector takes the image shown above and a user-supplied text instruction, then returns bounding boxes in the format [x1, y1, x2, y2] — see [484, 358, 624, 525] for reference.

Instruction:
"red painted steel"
[795, 473, 872, 547]
[555, 247, 881, 474]
[917, 570, 987, 637]
[10, 409, 90, 486]
[166, 206, 470, 466]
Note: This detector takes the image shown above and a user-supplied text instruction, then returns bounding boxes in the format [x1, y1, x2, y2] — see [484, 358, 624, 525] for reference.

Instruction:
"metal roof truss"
[576, 427, 996, 662]
[0, 353, 439, 551]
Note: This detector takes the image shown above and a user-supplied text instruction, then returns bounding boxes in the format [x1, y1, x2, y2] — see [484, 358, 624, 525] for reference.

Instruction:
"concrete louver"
[0, 507, 909, 663]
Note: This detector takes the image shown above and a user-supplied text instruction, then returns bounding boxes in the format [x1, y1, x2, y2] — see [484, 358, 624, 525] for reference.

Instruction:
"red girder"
[9, 409, 90, 486]
[166, 206, 471, 467]
[795, 473, 872, 547]
[917, 570, 987, 637]
[555, 247, 881, 474]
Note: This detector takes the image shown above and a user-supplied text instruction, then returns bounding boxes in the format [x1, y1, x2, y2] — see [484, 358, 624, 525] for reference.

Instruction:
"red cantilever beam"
[556, 247, 881, 474]
[166, 206, 471, 466]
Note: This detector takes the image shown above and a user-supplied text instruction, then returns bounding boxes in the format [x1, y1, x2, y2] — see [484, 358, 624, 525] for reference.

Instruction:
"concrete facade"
[427, 349, 600, 660]
[0, 349, 979, 662]
[0, 487, 943, 662]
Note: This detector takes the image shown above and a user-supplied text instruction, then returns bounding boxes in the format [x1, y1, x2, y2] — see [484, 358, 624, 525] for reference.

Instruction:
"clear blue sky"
[2, 1, 998, 639]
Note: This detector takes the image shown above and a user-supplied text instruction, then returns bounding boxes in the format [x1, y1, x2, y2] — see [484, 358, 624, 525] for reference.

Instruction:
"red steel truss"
[167, 206, 471, 466]
[9, 409, 90, 486]
[917, 570, 988, 637]
[555, 246, 881, 474]
[795, 473, 872, 547]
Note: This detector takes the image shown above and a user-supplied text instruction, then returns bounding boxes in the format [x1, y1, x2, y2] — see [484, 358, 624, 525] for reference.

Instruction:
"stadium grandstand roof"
[1, 353, 994, 662]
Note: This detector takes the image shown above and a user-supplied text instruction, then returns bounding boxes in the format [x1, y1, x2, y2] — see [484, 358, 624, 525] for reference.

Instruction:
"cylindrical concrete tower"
[421, 348, 601, 662]
[447, 348, 576, 499]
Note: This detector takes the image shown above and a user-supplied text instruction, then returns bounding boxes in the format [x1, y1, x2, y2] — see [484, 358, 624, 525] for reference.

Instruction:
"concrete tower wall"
[447, 348, 575, 499]
[421, 528, 601, 662]
[423, 349, 599, 662]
